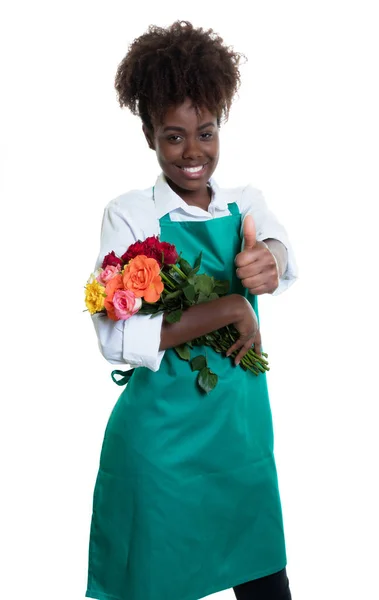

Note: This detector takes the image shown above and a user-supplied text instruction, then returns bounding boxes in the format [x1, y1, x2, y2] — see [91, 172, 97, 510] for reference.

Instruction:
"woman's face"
[144, 98, 220, 199]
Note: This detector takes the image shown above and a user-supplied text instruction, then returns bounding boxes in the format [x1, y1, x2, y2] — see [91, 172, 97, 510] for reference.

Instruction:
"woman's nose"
[182, 137, 203, 160]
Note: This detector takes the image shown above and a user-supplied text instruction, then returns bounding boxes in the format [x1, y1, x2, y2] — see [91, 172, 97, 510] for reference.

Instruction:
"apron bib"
[86, 203, 287, 600]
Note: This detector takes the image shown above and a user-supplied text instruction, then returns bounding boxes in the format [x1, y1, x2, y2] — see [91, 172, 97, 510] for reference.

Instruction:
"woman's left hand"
[235, 215, 283, 295]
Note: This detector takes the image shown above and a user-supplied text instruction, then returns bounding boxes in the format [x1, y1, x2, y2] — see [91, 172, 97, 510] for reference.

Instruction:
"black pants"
[233, 568, 292, 599]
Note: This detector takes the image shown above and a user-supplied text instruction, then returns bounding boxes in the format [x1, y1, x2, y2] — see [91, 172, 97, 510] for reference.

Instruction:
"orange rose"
[122, 255, 163, 303]
[104, 274, 124, 320]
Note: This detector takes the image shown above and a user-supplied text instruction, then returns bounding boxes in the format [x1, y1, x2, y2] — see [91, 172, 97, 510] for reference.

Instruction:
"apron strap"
[111, 369, 135, 386]
[227, 202, 240, 216]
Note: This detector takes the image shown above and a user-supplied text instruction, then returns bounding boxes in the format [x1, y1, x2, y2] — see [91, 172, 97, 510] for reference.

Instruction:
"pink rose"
[112, 290, 142, 320]
[97, 264, 122, 286]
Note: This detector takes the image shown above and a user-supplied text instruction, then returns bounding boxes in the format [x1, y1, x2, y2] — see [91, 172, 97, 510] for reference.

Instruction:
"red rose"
[140, 236, 163, 265]
[158, 241, 178, 265]
[120, 236, 178, 267]
[121, 240, 146, 264]
[143, 236, 160, 249]
[102, 251, 123, 269]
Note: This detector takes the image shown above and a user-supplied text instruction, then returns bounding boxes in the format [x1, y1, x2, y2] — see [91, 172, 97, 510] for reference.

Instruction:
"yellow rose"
[85, 279, 105, 314]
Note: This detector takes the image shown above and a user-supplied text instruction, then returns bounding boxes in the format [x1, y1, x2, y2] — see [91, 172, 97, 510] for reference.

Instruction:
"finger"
[226, 335, 253, 359]
[243, 215, 257, 251]
[236, 249, 274, 276]
[239, 270, 278, 293]
[247, 272, 279, 294]
[235, 241, 270, 268]
[235, 242, 271, 269]
[234, 249, 260, 268]
[253, 330, 262, 355]
[247, 284, 268, 296]
[236, 263, 264, 279]
[241, 273, 266, 289]
[226, 339, 243, 357]
[234, 341, 254, 365]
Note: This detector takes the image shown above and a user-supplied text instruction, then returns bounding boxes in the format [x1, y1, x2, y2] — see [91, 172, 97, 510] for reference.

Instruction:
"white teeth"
[182, 165, 204, 173]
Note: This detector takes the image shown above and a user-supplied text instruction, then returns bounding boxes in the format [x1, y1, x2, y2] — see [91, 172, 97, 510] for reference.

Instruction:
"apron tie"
[111, 369, 135, 386]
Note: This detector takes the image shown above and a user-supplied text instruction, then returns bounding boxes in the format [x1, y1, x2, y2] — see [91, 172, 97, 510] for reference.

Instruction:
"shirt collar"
[153, 172, 229, 219]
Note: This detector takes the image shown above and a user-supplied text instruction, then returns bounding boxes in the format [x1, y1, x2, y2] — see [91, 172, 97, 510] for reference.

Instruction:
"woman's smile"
[175, 163, 209, 179]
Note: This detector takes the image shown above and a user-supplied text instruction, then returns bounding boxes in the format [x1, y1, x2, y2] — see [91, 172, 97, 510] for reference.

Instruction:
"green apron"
[85, 202, 287, 600]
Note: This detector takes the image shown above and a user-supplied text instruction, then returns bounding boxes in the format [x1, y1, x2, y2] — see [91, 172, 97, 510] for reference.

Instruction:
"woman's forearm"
[159, 294, 246, 351]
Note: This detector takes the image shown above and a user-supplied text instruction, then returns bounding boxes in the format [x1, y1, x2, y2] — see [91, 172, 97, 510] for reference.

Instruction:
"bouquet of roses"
[85, 236, 269, 393]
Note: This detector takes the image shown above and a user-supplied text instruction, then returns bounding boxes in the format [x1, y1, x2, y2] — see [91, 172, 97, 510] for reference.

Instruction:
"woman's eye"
[200, 132, 213, 140]
[167, 135, 182, 142]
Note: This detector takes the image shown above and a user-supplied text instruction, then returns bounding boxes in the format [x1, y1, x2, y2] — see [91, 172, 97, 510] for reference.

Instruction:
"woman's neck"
[166, 178, 212, 211]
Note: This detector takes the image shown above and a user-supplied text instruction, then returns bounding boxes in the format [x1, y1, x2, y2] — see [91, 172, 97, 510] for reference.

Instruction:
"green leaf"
[178, 257, 193, 276]
[192, 252, 203, 274]
[183, 285, 196, 303]
[138, 305, 163, 315]
[208, 293, 219, 301]
[174, 344, 191, 361]
[213, 280, 230, 295]
[194, 274, 214, 296]
[165, 309, 183, 323]
[197, 291, 210, 304]
[197, 367, 218, 394]
[150, 310, 165, 318]
[163, 290, 183, 302]
[187, 274, 197, 285]
[191, 355, 207, 371]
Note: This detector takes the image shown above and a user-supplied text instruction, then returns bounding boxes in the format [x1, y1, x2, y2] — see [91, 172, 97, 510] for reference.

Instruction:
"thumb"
[243, 215, 257, 250]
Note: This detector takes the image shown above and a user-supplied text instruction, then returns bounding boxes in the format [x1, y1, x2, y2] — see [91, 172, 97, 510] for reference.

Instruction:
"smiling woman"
[144, 101, 220, 210]
[85, 20, 296, 600]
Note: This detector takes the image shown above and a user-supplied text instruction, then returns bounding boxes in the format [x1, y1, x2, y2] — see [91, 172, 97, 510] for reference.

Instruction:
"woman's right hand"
[226, 295, 260, 365]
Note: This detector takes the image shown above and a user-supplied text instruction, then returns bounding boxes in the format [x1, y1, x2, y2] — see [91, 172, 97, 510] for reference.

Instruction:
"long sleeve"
[91, 202, 165, 371]
[237, 185, 298, 295]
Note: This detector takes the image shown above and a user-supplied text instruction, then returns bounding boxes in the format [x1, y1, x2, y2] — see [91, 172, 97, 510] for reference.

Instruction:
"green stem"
[190, 330, 270, 374]
[160, 271, 176, 289]
[247, 351, 268, 364]
[243, 363, 260, 375]
[170, 264, 187, 280]
[248, 350, 269, 363]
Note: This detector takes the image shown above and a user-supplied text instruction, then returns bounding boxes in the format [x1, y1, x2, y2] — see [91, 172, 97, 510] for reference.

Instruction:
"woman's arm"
[237, 185, 298, 295]
[160, 293, 259, 364]
[160, 294, 247, 350]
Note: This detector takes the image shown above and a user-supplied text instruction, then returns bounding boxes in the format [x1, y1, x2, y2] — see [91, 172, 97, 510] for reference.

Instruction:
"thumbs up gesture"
[235, 215, 280, 295]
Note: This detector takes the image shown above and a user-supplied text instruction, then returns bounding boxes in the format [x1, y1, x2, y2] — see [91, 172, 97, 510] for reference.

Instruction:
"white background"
[1, 1, 378, 599]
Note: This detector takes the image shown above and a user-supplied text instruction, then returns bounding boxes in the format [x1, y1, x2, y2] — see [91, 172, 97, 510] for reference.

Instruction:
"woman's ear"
[142, 125, 155, 150]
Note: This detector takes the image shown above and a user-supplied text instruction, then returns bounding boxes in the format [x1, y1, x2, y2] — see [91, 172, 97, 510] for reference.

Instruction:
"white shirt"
[91, 173, 298, 371]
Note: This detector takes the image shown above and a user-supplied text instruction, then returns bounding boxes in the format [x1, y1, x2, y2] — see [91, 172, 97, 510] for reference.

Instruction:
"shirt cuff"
[123, 313, 166, 372]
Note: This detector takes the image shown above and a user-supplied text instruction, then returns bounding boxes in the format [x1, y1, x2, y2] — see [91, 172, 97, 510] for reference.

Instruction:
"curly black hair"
[114, 21, 245, 130]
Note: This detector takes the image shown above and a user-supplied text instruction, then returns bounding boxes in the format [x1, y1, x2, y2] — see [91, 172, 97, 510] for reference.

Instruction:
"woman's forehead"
[157, 99, 218, 129]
